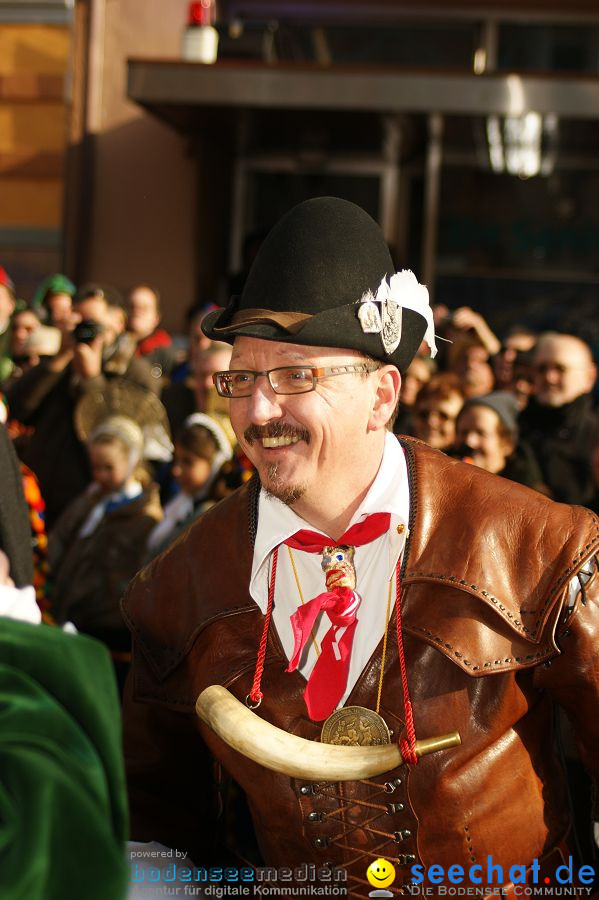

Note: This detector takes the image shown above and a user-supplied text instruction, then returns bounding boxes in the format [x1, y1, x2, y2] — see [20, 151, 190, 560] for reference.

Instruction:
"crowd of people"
[0, 195, 598, 898]
[396, 312, 598, 508]
[0, 266, 251, 688]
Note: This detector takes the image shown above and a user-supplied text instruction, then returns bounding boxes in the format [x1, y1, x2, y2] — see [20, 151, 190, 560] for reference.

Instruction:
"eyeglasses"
[213, 363, 379, 398]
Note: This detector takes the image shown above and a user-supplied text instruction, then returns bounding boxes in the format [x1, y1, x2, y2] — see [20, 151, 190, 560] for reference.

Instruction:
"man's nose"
[247, 375, 284, 424]
[538, 364, 558, 382]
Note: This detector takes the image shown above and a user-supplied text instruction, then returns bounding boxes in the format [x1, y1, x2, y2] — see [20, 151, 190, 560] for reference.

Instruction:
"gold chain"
[375, 576, 393, 714]
[286, 544, 394, 705]
[287, 545, 321, 656]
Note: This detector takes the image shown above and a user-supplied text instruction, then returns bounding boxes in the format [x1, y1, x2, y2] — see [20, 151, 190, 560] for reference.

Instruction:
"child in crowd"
[48, 415, 162, 684]
[145, 412, 233, 560]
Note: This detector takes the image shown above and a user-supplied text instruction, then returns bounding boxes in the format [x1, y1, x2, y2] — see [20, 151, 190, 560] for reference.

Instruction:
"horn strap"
[246, 545, 279, 708]
[394, 562, 417, 765]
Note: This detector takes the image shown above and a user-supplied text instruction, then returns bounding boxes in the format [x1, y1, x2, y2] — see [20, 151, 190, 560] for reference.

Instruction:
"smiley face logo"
[366, 858, 396, 890]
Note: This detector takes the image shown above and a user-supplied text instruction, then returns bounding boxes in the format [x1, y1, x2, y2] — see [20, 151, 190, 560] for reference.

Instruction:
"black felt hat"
[202, 197, 435, 373]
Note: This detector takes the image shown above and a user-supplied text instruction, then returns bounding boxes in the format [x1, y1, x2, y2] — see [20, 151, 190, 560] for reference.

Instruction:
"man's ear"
[368, 366, 401, 431]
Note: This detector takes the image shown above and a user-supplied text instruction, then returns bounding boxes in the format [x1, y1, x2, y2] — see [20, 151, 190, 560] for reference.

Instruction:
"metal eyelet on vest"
[307, 811, 325, 822]
[300, 784, 318, 795]
[394, 830, 412, 842]
[387, 802, 404, 814]
[384, 777, 403, 793]
[313, 837, 330, 849]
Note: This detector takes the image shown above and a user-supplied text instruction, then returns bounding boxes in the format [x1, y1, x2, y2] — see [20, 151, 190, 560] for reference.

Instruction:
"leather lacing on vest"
[298, 771, 418, 897]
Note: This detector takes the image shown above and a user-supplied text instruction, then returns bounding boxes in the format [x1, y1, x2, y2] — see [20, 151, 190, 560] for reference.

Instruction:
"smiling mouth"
[245, 423, 310, 447]
[261, 436, 301, 448]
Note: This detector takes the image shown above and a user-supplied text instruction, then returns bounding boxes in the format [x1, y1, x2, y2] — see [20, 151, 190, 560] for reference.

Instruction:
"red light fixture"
[188, 0, 215, 27]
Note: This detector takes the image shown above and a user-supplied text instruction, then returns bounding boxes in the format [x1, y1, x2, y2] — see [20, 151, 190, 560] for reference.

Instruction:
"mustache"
[244, 423, 311, 445]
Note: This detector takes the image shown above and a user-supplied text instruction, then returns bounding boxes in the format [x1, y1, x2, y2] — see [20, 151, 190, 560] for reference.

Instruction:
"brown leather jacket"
[122, 439, 599, 895]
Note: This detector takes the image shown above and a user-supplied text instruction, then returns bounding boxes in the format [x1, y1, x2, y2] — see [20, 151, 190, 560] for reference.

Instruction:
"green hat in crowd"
[32, 273, 76, 310]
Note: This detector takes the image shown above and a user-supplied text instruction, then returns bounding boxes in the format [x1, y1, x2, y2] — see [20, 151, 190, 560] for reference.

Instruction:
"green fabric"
[0, 619, 128, 900]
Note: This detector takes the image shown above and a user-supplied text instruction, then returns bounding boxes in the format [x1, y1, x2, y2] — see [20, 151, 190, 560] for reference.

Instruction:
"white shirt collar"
[250, 432, 409, 607]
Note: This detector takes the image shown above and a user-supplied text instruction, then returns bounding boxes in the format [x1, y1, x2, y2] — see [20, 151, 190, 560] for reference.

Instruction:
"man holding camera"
[7, 285, 155, 527]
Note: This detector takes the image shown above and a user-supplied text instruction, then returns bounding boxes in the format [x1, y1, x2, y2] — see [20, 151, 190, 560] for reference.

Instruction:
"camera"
[73, 319, 104, 344]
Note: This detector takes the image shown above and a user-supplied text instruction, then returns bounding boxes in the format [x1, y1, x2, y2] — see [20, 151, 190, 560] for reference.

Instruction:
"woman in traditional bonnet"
[145, 412, 233, 561]
[48, 414, 162, 689]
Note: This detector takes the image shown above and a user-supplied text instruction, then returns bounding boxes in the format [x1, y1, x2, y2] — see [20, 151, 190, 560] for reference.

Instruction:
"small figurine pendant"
[320, 544, 356, 590]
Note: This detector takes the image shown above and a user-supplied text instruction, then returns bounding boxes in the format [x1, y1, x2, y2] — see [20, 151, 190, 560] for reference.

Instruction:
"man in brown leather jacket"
[122, 198, 599, 897]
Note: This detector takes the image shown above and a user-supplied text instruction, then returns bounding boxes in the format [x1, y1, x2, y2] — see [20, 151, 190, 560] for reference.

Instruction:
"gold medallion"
[321, 706, 391, 746]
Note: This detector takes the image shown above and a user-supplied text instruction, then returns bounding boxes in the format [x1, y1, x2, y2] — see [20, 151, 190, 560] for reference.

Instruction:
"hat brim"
[202, 302, 427, 374]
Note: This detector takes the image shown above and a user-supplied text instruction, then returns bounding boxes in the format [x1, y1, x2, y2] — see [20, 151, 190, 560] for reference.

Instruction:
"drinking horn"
[196, 685, 460, 780]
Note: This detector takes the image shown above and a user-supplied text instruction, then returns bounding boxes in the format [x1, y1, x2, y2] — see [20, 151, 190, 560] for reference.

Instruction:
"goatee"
[263, 462, 306, 506]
